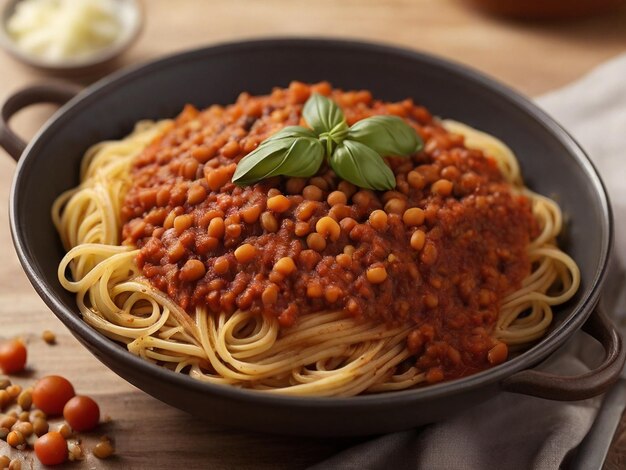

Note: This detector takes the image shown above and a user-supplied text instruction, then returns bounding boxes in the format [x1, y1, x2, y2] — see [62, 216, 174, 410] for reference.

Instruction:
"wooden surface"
[1, 0, 626, 468]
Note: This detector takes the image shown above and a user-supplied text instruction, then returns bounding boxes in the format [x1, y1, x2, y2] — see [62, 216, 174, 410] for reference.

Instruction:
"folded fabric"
[539, 53, 626, 272]
[309, 52, 626, 470]
[310, 337, 601, 470]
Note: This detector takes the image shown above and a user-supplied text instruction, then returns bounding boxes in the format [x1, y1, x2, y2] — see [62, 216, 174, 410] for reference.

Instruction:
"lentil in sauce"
[121, 82, 537, 383]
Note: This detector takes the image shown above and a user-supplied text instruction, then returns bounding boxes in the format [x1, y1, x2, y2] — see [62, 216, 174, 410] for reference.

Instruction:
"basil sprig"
[232, 93, 423, 190]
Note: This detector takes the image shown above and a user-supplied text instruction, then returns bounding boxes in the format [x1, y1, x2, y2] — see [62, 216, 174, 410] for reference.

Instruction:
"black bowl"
[1, 38, 622, 436]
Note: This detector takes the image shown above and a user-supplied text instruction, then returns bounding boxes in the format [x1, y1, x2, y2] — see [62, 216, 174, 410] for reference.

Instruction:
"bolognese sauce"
[121, 82, 537, 382]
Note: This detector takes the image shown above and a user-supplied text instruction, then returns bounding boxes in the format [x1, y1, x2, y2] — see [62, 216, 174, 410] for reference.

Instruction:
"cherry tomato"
[0, 339, 27, 374]
[34, 431, 68, 466]
[32, 375, 75, 416]
[63, 395, 100, 431]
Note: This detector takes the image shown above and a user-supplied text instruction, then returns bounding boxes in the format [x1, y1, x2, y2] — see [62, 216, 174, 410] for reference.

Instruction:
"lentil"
[432, 178, 454, 196]
[315, 217, 340, 241]
[0, 416, 16, 429]
[179, 260, 206, 282]
[173, 214, 193, 233]
[5, 386, 20, 400]
[17, 389, 32, 411]
[410, 230, 426, 251]
[42, 330, 56, 345]
[58, 423, 72, 439]
[366, 266, 388, 284]
[302, 185, 323, 201]
[273, 257, 296, 276]
[213, 257, 230, 275]
[403, 207, 425, 227]
[187, 184, 207, 205]
[368, 210, 388, 231]
[30, 409, 46, 420]
[327, 191, 347, 206]
[262, 284, 279, 305]
[0, 390, 10, 408]
[32, 418, 49, 437]
[241, 205, 262, 224]
[294, 221, 310, 237]
[336, 253, 352, 268]
[12, 422, 33, 438]
[93, 438, 115, 459]
[488, 342, 508, 365]
[8, 459, 21, 470]
[260, 212, 278, 233]
[325, 286, 342, 303]
[307, 283, 323, 298]
[407, 170, 425, 189]
[384, 198, 406, 214]
[286, 178, 306, 194]
[207, 217, 225, 238]
[7, 430, 24, 447]
[306, 233, 326, 252]
[267, 195, 291, 212]
[234, 244, 256, 263]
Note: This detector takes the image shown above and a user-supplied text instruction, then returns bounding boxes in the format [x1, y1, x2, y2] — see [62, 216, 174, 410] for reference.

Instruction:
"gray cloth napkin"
[309, 53, 626, 470]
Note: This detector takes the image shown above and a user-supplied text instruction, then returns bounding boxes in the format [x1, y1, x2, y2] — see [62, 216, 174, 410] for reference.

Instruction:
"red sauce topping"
[121, 82, 537, 382]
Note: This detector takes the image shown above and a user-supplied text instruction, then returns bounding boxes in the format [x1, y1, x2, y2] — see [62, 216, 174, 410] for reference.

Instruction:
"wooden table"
[1, 1, 626, 468]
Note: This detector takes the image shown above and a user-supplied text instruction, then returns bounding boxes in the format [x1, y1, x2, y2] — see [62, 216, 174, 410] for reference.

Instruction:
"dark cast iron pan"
[1, 38, 624, 437]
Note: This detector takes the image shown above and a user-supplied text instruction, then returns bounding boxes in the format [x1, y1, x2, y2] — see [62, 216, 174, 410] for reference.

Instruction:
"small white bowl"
[0, 0, 143, 75]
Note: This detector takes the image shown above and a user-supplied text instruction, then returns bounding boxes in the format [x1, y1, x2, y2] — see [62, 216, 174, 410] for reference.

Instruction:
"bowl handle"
[0, 83, 81, 161]
[502, 308, 625, 400]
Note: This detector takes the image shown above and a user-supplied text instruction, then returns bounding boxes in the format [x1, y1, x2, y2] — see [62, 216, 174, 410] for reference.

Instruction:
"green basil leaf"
[264, 136, 324, 178]
[326, 120, 349, 145]
[303, 93, 346, 136]
[232, 127, 324, 185]
[348, 115, 423, 156]
[330, 140, 396, 191]
[267, 126, 317, 140]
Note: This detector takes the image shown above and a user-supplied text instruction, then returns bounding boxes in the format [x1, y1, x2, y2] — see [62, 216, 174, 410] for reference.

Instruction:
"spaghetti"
[53, 84, 579, 396]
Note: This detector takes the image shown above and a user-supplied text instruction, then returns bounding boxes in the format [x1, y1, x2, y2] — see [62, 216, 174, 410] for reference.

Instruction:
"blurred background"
[1, 0, 626, 87]
[3, 0, 626, 87]
[0, 0, 626, 142]
[2, 0, 626, 139]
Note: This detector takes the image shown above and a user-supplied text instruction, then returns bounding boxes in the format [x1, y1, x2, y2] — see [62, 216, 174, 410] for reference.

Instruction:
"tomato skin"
[34, 431, 68, 465]
[63, 395, 100, 431]
[32, 375, 76, 416]
[0, 339, 27, 374]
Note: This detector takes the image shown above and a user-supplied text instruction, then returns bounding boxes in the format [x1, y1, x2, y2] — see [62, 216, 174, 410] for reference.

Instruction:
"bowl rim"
[9, 37, 613, 408]
[0, 0, 144, 71]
